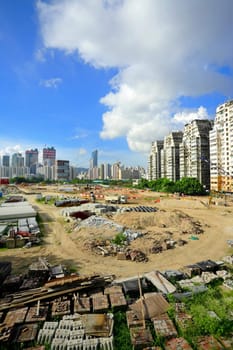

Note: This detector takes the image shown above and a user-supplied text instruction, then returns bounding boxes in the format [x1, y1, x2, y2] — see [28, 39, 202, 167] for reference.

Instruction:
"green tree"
[175, 177, 205, 195]
[137, 178, 149, 189]
[152, 178, 175, 193]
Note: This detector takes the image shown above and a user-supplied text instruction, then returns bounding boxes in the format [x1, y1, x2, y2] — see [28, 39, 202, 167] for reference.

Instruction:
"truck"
[105, 194, 128, 204]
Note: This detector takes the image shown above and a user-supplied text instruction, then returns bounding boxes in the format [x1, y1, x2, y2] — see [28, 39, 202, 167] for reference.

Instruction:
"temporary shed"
[1, 202, 30, 207]
[0, 206, 36, 220]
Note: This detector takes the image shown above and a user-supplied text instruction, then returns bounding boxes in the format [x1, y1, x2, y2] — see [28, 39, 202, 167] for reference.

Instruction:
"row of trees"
[136, 177, 207, 195]
[10, 176, 206, 195]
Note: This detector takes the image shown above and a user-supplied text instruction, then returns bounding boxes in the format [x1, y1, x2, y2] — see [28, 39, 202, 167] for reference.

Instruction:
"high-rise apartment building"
[55, 160, 70, 181]
[161, 132, 183, 181]
[209, 100, 233, 192]
[11, 153, 24, 167]
[148, 141, 164, 180]
[180, 120, 213, 190]
[25, 149, 39, 174]
[104, 163, 111, 179]
[90, 150, 98, 168]
[111, 162, 121, 180]
[88, 150, 98, 180]
[43, 147, 56, 166]
[2, 155, 10, 167]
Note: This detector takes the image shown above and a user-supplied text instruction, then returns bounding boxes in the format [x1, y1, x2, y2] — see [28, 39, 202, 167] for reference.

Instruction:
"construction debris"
[144, 271, 176, 294]
[129, 293, 169, 319]
[14, 323, 38, 343]
[152, 313, 178, 339]
[196, 335, 223, 349]
[73, 296, 90, 314]
[165, 337, 192, 349]
[130, 327, 154, 349]
[78, 215, 124, 231]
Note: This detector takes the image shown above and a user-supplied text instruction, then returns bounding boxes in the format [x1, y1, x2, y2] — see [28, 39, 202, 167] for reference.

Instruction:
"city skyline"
[0, 1, 232, 168]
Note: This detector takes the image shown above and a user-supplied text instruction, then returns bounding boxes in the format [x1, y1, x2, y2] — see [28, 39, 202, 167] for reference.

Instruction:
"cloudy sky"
[0, 0, 232, 167]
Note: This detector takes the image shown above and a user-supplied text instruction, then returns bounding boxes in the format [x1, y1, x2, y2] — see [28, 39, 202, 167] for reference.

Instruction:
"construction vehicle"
[105, 194, 128, 204]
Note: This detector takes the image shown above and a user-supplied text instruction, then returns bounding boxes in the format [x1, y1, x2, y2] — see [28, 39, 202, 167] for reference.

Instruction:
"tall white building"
[180, 120, 213, 190]
[148, 141, 164, 180]
[209, 100, 233, 192]
[162, 132, 183, 181]
[111, 163, 121, 180]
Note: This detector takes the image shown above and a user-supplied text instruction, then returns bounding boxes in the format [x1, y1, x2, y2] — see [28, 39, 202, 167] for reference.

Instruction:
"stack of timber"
[0, 274, 114, 312]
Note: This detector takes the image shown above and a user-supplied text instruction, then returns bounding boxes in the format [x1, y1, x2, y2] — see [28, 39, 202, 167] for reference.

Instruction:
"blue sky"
[0, 1, 232, 167]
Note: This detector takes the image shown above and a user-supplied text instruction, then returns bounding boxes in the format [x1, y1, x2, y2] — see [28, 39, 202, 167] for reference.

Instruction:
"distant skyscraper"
[2, 155, 10, 167]
[90, 149, 98, 168]
[43, 147, 56, 166]
[11, 153, 24, 167]
[25, 149, 39, 174]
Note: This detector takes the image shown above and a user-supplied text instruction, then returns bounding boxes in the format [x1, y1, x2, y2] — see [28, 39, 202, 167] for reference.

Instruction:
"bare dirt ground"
[1, 187, 233, 278]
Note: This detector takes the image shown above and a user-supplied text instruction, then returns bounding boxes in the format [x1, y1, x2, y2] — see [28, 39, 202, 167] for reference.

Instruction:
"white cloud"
[35, 48, 46, 62]
[173, 106, 210, 124]
[0, 145, 23, 157]
[37, 0, 233, 152]
[78, 147, 87, 155]
[71, 129, 89, 140]
[40, 77, 62, 88]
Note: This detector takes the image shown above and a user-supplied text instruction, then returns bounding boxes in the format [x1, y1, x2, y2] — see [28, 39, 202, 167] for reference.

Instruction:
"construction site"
[0, 184, 233, 349]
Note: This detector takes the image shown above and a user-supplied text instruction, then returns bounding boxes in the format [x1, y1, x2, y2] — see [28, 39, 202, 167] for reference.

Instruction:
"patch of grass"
[0, 247, 8, 252]
[182, 286, 233, 338]
[113, 311, 132, 350]
[112, 232, 127, 246]
[68, 265, 78, 273]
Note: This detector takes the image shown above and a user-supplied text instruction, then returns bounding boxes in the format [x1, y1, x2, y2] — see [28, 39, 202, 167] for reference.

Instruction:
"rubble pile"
[126, 249, 148, 262]
[76, 215, 124, 232]
[83, 238, 149, 262]
[84, 238, 118, 256]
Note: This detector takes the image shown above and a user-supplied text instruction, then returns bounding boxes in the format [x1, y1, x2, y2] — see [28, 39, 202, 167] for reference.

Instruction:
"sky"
[0, 0, 233, 168]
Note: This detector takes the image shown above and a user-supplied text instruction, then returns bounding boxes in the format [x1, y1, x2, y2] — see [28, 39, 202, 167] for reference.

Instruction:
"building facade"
[148, 141, 164, 180]
[11, 153, 24, 168]
[43, 147, 56, 166]
[162, 132, 183, 182]
[179, 120, 213, 190]
[55, 160, 70, 182]
[2, 155, 10, 167]
[90, 150, 98, 168]
[25, 149, 39, 175]
[209, 100, 233, 192]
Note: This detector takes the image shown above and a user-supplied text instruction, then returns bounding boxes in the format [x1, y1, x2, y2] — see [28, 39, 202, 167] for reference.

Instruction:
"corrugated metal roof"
[0, 206, 36, 219]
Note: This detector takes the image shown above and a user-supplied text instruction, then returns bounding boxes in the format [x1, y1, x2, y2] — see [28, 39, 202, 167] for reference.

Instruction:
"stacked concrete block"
[99, 336, 114, 350]
[37, 321, 58, 344]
